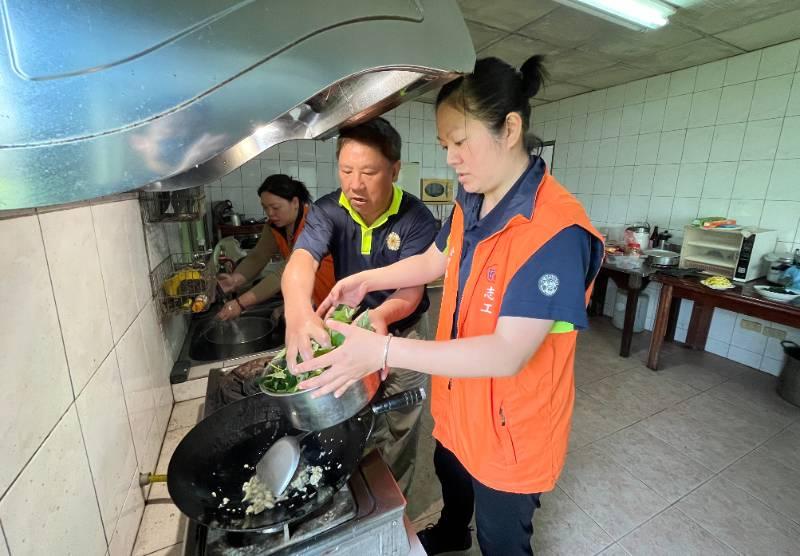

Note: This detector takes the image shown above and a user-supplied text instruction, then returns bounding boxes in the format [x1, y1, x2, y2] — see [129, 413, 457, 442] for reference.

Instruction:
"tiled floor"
[407, 317, 800, 555]
[134, 316, 800, 555]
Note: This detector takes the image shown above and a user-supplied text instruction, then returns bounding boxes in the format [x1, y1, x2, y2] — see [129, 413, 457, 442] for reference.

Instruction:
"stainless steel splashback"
[0, 0, 474, 210]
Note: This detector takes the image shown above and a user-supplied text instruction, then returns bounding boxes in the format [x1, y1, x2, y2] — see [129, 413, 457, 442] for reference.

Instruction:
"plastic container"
[612, 291, 649, 333]
[778, 341, 800, 408]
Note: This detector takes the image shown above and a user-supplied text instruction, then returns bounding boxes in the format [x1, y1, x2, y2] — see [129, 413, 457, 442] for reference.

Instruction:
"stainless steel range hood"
[0, 0, 474, 210]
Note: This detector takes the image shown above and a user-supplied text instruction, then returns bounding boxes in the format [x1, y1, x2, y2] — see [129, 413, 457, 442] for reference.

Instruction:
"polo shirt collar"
[339, 184, 404, 255]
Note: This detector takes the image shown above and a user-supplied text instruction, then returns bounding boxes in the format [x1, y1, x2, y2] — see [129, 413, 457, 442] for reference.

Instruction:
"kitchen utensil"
[642, 249, 679, 268]
[188, 313, 280, 362]
[624, 223, 650, 253]
[202, 316, 272, 345]
[753, 285, 800, 304]
[765, 252, 794, 284]
[265, 368, 382, 431]
[255, 431, 311, 496]
[256, 388, 426, 497]
[160, 387, 425, 532]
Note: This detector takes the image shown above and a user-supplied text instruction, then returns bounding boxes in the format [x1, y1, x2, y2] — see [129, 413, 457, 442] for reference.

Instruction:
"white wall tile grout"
[34, 213, 77, 400]
[0, 394, 77, 502]
[0, 520, 8, 555]
[74, 393, 113, 546]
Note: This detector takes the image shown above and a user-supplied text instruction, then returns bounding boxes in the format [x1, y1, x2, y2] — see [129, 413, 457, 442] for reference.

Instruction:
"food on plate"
[692, 216, 737, 229]
[256, 304, 373, 394]
[700, 276, 734, 289]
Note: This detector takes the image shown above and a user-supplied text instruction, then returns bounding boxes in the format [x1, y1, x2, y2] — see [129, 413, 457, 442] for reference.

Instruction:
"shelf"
[140, 187, 206, 223]
[150, 252, 217, 319]
[684, 240, 740, 252]
[683, 255, 736, 268]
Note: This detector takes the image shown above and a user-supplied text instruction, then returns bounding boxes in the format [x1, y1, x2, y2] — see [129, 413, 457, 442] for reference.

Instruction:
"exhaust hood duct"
[0, 0, 475, 210]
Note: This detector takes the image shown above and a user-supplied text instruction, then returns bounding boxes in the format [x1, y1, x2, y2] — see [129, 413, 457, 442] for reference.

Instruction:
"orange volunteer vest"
[431, 170, 603, 494]
[270, 204, 335, 307]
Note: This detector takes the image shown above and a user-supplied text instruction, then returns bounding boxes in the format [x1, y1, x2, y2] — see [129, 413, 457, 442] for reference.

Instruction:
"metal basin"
[201, 317, 272, 345]
[188, 307, 283, 362]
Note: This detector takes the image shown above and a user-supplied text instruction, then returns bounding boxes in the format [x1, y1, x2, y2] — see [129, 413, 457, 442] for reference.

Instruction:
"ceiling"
[420, 0, 800, 104]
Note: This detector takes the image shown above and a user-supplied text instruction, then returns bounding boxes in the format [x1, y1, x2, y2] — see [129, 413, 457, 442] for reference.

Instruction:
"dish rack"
[151, 252, 217, 318]
[140, 187, 206, 223]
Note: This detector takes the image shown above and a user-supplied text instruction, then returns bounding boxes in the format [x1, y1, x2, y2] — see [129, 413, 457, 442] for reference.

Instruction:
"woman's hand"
[316, 274, 370, 319]
[218, 272, 245, 293]
[217, 299, 242, 321]
[293, 320, 386, 398]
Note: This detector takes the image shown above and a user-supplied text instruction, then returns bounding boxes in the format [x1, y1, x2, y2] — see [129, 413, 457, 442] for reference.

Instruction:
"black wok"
[166, 387, 425, 532]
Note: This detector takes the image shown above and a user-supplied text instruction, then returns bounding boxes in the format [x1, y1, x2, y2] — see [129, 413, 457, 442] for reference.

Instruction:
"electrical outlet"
[740, 319, 762, 332]
[763, 327, 787, 340]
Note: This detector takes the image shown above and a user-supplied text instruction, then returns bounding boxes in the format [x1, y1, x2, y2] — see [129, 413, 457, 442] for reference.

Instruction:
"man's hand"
[218, 272, 245, 293]
[285, 308, 332, 372]
[316, 274, 370, 319]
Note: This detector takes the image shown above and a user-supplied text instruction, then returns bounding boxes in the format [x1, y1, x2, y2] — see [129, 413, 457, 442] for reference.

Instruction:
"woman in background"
[217, 174, 334, 319]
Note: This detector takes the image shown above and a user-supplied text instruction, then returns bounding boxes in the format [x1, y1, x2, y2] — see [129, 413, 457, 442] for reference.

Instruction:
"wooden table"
[647, 274, 800, 370]
[589, 261, 655, 357]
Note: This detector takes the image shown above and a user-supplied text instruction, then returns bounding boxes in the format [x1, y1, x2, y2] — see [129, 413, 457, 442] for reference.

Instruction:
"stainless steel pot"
[268, 371, 382, 431]
[643, 249, 679, 268]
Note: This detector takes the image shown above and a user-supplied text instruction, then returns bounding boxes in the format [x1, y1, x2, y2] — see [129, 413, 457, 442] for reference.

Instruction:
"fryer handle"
[370, 387, 426, 415]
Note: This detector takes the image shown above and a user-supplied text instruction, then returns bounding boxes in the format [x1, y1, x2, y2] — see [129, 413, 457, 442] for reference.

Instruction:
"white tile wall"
[92, 201, 151, 342]
[0, 215, 73, 495]
[116, 316, 157, 474]
[39, 206, 114, 395]
[0, 526, 8, 556]
[0, 197, 178, 555]
[537, 39, 800, 371]
[76, 352, 137, 535]
[0, 408, 107, 556]
[108, 470, 146, 556]
[537, 38, 800, 253]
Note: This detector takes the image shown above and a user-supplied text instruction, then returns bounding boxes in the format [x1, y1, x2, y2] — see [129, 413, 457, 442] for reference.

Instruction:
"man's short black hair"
[336, 117, 401, 163]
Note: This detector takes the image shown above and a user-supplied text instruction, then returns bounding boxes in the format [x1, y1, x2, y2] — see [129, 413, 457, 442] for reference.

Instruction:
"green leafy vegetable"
[256, 304, 373, 394]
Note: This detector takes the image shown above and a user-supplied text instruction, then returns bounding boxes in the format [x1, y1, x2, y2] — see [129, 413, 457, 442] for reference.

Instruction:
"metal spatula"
[255, 431, 311, 495]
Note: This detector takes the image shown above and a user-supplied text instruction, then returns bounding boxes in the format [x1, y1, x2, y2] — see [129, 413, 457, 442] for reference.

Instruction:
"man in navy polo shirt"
[282, 117, 438, 494]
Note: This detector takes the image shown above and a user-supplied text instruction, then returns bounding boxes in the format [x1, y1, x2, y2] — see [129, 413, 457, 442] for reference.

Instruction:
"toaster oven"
[679, 226, 778, 282]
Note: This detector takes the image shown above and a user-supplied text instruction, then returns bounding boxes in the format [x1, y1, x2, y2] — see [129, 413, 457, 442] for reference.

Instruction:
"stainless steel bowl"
[643, 249, 679, 268]
[268, 371, 381, 431]
[201, 316, 273, 345]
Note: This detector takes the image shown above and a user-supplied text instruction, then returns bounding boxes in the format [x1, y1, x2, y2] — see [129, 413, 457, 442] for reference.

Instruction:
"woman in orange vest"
[217, 174, 335, 320]
[294, 56, 604, 555]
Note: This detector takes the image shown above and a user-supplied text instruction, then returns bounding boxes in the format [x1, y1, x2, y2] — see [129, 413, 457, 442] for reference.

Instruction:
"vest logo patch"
[487, 266, 497, 282]
[386, 232, 401, 251]
[538, 274, 559, 297]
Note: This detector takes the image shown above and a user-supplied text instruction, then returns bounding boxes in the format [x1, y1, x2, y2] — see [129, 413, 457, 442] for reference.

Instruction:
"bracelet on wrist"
[382, 333, 393, 370]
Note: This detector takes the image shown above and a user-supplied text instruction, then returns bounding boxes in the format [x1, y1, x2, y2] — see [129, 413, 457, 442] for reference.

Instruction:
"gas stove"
[181, 368, 423, 555]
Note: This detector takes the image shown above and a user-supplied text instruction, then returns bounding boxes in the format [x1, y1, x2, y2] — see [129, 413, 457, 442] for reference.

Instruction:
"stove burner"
[182, 369, 411, 556]
[205, 483, 357, 554]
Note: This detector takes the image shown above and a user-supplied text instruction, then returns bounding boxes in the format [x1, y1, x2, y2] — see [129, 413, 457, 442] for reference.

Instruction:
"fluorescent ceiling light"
[553, 0, 676, 31]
